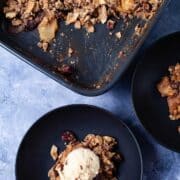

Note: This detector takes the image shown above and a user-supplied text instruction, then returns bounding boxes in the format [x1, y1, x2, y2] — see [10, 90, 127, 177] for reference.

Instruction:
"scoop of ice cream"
[57, 147, 100, 180]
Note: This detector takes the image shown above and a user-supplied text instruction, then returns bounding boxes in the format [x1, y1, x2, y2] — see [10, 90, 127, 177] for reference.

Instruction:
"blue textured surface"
[0, 0, 180, 179]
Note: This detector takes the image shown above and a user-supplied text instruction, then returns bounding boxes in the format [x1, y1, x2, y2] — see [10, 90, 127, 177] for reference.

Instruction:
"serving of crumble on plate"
[48, 131, 122, 180]
[157, 63, 180, 120]
[16, 105, 143, 180]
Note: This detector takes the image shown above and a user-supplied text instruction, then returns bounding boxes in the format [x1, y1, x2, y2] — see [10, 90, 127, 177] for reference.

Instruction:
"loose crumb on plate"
[68, 47, 74, 57]
[115, 31, 122, 39]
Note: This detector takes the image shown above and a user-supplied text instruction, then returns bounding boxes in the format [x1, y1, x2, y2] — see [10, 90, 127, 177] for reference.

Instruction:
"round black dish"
[132, 32, 180, 152]
[16, 104, 143, 180]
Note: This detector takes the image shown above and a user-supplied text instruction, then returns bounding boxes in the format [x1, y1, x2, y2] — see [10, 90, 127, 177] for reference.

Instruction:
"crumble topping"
[157, 63, 180, 120]
[3, 0, 162, 51]
[48, 132, 122, 180]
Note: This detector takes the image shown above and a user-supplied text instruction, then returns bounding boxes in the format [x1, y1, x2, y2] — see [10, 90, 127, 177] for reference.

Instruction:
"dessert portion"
[157, 63, 180, 120]
[57, 147, 100, 180]
[3, 0, 162, 51]
[48, 131, 122, 180]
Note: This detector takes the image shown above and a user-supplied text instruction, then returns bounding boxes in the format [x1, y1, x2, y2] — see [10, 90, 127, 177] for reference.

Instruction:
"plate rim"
[131, 31, 180, 153]
[15, 104, 143, 180]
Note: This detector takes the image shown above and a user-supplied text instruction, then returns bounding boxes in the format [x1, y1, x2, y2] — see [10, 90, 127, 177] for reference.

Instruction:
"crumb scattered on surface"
[115, 31, 122, 39]
[60, 32, 65, 37]
[50, 145, 58, 161]
[134, 23, 148, 36]
[68, 47, 73, 57]
[37, 42, 49, 52]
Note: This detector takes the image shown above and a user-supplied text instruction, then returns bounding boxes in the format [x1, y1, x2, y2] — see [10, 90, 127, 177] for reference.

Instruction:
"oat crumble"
[3, 0, 162, 51]
[157, 63, 180, 120]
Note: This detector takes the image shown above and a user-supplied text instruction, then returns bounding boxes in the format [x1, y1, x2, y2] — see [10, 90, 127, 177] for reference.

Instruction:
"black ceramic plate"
[0, 1, 169, 96]
[132, 32, 180, 152]
[16, 104, 143, 180]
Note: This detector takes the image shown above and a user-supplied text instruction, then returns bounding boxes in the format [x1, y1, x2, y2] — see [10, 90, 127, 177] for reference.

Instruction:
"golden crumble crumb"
[115, 32, 122, 39]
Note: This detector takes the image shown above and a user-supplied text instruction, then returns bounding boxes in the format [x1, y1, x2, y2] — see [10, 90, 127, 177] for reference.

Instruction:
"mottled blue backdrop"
[0, 0, 180, 179]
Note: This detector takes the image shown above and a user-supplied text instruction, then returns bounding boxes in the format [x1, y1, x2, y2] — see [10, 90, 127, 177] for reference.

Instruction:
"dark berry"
[61, 131, 76, 145]
[57, 65, 73, 75]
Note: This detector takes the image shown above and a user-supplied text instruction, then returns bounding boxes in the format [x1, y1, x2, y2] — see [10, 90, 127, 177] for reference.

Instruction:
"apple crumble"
[48, 131, 122, 180]
[3, 0, 162, 51]
[157, 63, 180, 120]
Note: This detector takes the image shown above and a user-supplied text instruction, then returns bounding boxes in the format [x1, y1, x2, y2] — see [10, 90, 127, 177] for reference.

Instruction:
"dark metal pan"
[0, 0, 170, 96]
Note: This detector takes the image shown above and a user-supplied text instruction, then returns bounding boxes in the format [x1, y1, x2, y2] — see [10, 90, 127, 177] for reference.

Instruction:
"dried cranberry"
[106, 20, 115, 30]
[57, 65, 73, 75]
[61, 131, 76, 145]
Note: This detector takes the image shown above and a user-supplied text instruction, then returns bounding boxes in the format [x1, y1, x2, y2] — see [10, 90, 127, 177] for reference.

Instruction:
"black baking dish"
[0, 0, 170, 96]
